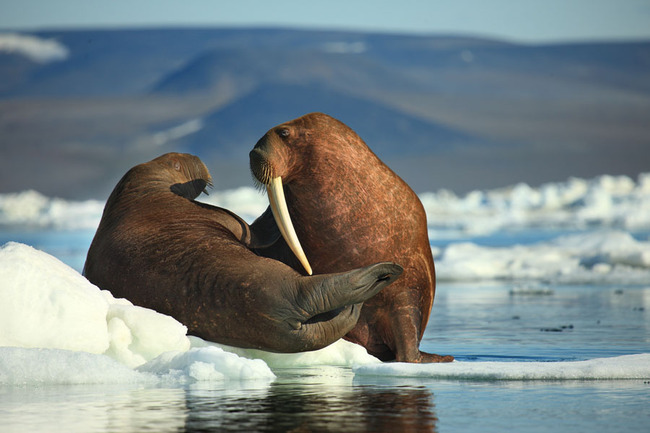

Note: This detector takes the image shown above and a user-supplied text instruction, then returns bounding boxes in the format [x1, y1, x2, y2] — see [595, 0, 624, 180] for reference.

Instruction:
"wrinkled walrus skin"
[84, 153, 403, 353]
[249, 113, 453, 362]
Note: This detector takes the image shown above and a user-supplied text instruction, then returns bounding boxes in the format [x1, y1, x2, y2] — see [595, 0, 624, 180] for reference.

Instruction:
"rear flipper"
[313, 262, 404, 309]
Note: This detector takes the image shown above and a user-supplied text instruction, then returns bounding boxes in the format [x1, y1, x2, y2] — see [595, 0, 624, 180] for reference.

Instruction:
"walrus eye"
[278, 128, 290, 139]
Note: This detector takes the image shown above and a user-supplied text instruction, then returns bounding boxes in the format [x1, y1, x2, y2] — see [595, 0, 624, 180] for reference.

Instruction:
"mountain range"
[1, 27, 649, 199]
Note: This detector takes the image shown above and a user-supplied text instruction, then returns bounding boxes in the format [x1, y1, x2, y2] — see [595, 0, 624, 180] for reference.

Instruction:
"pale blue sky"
[1, 0, 650, 43]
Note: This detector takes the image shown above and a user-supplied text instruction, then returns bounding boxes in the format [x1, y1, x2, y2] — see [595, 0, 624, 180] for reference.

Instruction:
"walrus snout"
[249, 147, 273, 186]
[251, 139, 313, 275]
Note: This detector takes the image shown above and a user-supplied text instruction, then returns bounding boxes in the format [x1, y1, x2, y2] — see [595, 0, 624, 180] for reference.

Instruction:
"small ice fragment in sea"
[509, 286, 554, 296]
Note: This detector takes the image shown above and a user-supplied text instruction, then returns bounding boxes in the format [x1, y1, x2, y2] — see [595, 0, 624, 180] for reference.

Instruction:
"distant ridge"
[0, 27, 649, 199]
[183, 83, 482, 160]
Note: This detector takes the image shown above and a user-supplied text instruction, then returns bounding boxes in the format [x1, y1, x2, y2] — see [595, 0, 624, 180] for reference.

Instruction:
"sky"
[1, 0, 650, 43]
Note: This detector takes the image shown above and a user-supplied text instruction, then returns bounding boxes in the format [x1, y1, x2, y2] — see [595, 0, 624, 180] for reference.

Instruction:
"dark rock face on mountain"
[1, 27, 649, 198]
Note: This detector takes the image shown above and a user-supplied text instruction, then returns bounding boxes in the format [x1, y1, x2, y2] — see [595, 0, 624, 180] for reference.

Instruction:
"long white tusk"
[266, 176, 313, 275]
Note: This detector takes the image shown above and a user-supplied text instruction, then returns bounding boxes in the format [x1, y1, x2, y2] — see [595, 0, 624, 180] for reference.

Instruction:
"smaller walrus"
[83, 153, 402, 353]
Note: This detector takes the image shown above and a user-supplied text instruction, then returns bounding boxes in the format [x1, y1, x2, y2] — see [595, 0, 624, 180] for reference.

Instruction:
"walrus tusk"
[266, 176, 313, 275]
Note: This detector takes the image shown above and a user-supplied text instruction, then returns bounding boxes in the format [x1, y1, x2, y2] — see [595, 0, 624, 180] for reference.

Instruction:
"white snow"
[2, 172, 650, 384]
[0, 241, 376, 385]
[190, 336, 381, 368]
[0, 242, 114, 354]
[0, 242, 276, 384]
[199, 187, 269, 223]
[435, 230, 650, 283]
[0, 33, 69, 63]
[137, 346, 275, 382]
[353, 353, 650, 380]
[321, 41, 367, 54]
[0, 347, 153, 385]
[4, 172, 649, 232]
[2, 241, 646, 385]
[0, 242, 191, 367]
[422, 173, 650, 236]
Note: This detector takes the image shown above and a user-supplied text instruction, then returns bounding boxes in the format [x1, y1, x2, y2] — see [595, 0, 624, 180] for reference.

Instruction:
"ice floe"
[353, 353, 650, 380]
[0, 242, 375, 385]
[2, 173, 649, 233]
[422, 173, 650, 237]
[434, 230, 650, 283]
[1, 241, 648, 385]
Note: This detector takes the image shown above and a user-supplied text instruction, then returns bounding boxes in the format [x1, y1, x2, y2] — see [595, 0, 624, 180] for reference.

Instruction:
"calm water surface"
[1, 229, 649, 432]
[2, 282, 649, 433]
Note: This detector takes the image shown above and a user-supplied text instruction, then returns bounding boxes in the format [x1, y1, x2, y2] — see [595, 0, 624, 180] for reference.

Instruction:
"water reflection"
[183, 369, 437, 432]
[1, 371, 437, 432]
[0, 384, 187, 433]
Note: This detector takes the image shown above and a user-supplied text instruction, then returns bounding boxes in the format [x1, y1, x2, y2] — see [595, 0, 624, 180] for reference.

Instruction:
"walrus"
[83, 153, 403, 353]
[249, 113, 453, 362]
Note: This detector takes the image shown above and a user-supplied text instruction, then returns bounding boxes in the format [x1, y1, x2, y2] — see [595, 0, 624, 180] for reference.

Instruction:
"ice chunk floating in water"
[0, 242, 275, 384]
[0, 346, 275, 385]
[0, 347, 152, 385]
[421, 172, 650, 236]
[137, 346, 274, 382]
[0, 242, 191, 367]
[0, 242, 378, 385]
[353, 354, 650, 380]
[2, 172, 650, 231]
[435, 230, 650, 284]
[189, 336, 380, 368]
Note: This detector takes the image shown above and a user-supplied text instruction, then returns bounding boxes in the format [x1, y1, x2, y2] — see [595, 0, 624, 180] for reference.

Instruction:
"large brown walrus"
[83, 153, 403, 353]
[249, 113, 453, 362]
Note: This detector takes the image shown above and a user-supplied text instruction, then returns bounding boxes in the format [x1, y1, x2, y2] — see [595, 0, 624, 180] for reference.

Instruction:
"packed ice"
[1, 172, 649, 384]
[3, 173, 649, 232]
[354, 353, 650, 380]
[421, 173, 650, 236]
[0, 242, 374, 385]
[434, 230, 650, 284]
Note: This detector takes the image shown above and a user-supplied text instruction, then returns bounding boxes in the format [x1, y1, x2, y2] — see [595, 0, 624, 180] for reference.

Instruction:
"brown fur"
[84, 153, 403, 353]
[250, 113, 453, 362]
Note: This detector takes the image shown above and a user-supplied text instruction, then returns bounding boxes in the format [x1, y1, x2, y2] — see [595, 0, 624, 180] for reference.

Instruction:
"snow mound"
[0, 242, 376, 384]
[435, 230, 650, 284]
[354, 354, 650, 380]
[138, 347, 274, 382]
[3, 172, 649, 232]
[190, 336, 380, 368]
[0, 242, 190, 367]
[422, 173, 650, 236]
[0, 347, 152, 385]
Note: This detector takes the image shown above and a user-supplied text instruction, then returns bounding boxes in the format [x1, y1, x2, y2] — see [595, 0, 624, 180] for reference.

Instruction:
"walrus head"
[249, 113, 370, 276]
[106, 152, 213, 207]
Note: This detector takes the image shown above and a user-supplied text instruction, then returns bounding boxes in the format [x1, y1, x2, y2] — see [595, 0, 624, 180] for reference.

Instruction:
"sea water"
[1, 277, 648, 432]
[1, 175, 650, 432]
